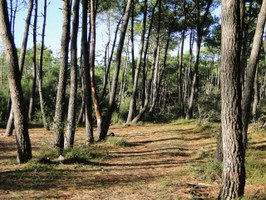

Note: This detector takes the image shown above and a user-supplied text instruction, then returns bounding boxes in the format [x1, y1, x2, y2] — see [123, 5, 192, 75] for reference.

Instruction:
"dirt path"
[0, 122, 265, 199]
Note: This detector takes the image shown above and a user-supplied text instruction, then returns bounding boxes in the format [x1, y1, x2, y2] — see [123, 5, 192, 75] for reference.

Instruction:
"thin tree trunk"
[38, 0, 48, 130]
[178, 30, 185, 116]
[127, 0, 147, 124]
[186, 0, 212, 119]
[242, 0, 266, 148]
[5, 0, 33, 137]
[82, 0, 94, 144]
[0, 0, 32, 163]
[28, 0, 38, 121]
[89, 0, 102, 140]
[77, 67, 85, 125]
[65, 0, 80, 148]
[151, 32, 171, 112]
[252, 67, 259, 121]
[99, 0, 133, 141]
[101, 18, 122, 103]
[149, 0, 161, 113]
[149, 46, 160, 113]
[54, 0, 72, 149]
[140, 0, 158, 110]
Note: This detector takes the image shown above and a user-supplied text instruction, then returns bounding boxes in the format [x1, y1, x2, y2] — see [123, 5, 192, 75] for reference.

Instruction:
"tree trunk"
[242, 0, 266, 148]
[82, 0, 94, 144]
[127, 0, 147, 124]
[54, 0, 72, 149]
[149, 45, 160, 113]
[101, 18, 122, 103]
[65, 0, 80, 148]
[132, 0, 158, 123]
[130, 2, 136, 117]
[218, 0, 245, 198]
[28, 0, 38, 121]
[252, 67, 259, 121]
[89, 0, 103, 140]
[5, 0, 33, 137]
[0, 0, 32, 163]
[38, 0, 48, 130]
[149, 0, 161, 113]
[77, 66, 85, 125]
[99, 0, 133, 141]
[186, 0, 212, 119]
[178, 30, 185, 116]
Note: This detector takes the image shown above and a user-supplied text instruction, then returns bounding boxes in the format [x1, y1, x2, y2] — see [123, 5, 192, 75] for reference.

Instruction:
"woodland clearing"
[0, 120, 265, 199]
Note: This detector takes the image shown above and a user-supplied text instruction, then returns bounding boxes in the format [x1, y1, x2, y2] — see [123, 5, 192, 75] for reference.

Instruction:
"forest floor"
[0, 120, 265, 199]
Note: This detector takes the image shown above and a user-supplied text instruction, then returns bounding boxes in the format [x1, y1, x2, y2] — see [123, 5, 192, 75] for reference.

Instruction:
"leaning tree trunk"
[5, 0, 33, 137]
[99, 0, 133, 141]
[101, 18, 122, 103]
[54, 0, 72, 149]
[218, 0, 246, 198]
[28, 0, 38, 121]
[0, 0, 32, 163]
[65, 0, 80, 148]
[38, 0, 48, 130]
[242, 0, 266, 148]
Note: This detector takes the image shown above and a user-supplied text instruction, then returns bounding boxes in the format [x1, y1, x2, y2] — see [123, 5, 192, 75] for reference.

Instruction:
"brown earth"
[0, 121, 265, 199]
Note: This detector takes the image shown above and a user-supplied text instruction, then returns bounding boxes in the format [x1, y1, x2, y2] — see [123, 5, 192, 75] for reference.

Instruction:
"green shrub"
[197, 91, 221, 122]
[193, 155, 222, 181]
[105, 136, 130, 147]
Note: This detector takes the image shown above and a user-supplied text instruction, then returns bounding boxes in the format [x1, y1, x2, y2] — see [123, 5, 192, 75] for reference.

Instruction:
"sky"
[10, 1, 222, 62]
[13, 0, 109, 59]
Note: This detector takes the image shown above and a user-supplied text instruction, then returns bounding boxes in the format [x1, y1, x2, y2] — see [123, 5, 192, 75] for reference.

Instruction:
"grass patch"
[105, 136, 130, 147]
[171, 118, 195, 125]
[246, 150, 266, 185]
[26, 159, 54, 171]
[193, 155, 222, 182]
[194, 148, 210, 159]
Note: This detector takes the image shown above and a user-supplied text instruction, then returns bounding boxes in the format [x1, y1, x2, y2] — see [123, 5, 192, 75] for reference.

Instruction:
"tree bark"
[65, 0, 80, 148]
[99, 0, 133, 141]
[186, 0, 213, 119]
[219, 0, 245, 198]
[126, 0, 147, 124]
[5, 0, 33, 137]
[82, 0, 94, 144]
[241, 0, 266, 148]
[252, 67, 259, 121]
[89, 0, 103, 140]
[54, 0, 72, 149]
[38, 0, 48, 130]
[0, 0, 32, 163]
[28, 0, 38, 121]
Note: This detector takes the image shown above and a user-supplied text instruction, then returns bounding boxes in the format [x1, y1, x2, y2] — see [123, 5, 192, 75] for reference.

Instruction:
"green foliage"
[246, 150, 266, 185]
[38, 142, 62, 159]
[256, 99, 266, 129]
[196, 91, 221, 122]
[111, 97, 131, 124]
[193, 154, 222, 181]
[105, 136, 130, 147]
[38, 143, 110, 163]
[144, 106, 178, 123]
[64, 145, 109, 161]
[26, 159, 53, 172]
